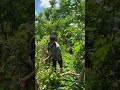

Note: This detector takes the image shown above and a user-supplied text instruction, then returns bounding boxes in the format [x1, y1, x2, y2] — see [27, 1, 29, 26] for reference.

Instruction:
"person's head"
[50, 35, 57, 42]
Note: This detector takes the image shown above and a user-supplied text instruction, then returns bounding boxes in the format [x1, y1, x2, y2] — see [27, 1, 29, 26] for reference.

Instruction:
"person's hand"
[51, 40, 55, 45]
[18, 74, 31, 87]
[18, 78, 26, 87]
[43, 55, 52, 64]
[18, 71, 35, 87]
[53, 40, 55, 42]
[42, 59, 46, 64]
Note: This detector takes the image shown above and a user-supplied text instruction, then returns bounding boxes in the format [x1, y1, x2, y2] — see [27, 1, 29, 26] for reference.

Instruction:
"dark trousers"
[53, 59, 63, 70]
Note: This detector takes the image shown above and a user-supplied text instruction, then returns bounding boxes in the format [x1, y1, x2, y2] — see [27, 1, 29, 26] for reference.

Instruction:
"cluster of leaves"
[0, 23, 34, 90]
[86, 0, 120, 89]
[0, 0, 34, 89]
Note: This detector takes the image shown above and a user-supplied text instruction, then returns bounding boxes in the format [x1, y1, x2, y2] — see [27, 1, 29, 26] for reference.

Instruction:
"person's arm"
[19, 71, 35, 87]
[48, 40, 55, 50]
[22, 70, 35, 81]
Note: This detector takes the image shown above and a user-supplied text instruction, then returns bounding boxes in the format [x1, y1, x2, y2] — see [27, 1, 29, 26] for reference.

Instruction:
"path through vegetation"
[35, 37, 85, 90]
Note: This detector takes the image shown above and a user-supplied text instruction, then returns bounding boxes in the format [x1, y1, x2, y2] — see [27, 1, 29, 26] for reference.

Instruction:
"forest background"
[35, 0, 85, 90]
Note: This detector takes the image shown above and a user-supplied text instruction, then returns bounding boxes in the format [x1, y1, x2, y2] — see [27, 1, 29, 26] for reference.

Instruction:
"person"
[19, 36, 39, 89]
[45, 34, 63, 72]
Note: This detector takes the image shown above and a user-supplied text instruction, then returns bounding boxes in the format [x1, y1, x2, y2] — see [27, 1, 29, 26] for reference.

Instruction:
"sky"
[35, 0, 60, 16]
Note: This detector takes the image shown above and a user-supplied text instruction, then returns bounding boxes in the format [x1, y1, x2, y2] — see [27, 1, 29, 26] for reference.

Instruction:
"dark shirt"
[48, 41, 62, 61]
[48, 41, 57, 54]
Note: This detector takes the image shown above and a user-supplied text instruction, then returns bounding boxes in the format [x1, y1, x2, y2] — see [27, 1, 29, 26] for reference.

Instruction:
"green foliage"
[86, 0, 120, 89]
[0, 23, 34, 89]
[0, 0, 35, 89]
[36, 0, 85, 90]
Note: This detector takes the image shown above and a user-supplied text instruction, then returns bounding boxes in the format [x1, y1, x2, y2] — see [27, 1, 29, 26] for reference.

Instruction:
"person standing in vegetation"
[44, 34, 63, 72]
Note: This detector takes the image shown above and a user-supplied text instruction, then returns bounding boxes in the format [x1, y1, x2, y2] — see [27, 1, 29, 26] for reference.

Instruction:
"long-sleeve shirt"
[48, 41, 62, 61]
